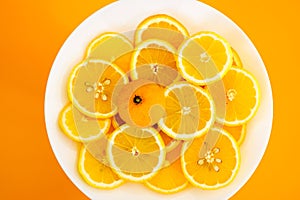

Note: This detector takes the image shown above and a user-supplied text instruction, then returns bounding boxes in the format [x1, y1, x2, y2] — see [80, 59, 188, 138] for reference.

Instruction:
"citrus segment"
[232, 48, 243, 68]
[181, 128, 240, 189]
[58, 104, 111, 142]
[69, 59, 128, 118]
[177, 31, 233, 85]
[78, 145, 124, 189]
[145, 158, 188, 194]
[107, 125, 166, 182]
[217, 68, 260, 126]
[223, 124, 246, 145]
[130, 39, 180, 86]
[135, 14, 189, 49]
[159, 82, 215, 140]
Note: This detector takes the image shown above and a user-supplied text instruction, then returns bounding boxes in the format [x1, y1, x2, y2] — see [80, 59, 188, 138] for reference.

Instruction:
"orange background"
[1, 0, 298, 199]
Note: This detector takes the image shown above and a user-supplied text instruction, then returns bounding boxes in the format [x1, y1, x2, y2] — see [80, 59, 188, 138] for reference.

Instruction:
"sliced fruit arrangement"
[57, 14, 260, 194]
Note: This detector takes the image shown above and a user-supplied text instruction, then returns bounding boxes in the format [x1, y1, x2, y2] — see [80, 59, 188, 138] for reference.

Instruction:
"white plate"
[44, 0, 273, 199]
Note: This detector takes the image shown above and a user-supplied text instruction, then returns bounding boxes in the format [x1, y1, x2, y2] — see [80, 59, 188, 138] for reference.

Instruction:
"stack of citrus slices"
[58, 14, 260, 194]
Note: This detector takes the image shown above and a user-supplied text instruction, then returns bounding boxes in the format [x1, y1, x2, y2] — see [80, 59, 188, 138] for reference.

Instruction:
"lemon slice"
[135, 14, 189, 49]
[130, 39, 180, 86]
[181, 127, 240, 189]
[217, 68, 260, 126]
[158, 82, 215, 140]
[107, 125, 166, 182]
[177, 31, 233, 85]
[78, 145, 124, 189]
[58, 104, 110, 142]
[69, 59, 128, 118]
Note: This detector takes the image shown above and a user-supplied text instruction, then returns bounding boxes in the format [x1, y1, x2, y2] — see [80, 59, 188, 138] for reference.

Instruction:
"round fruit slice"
[107, 125, 166, 182]
[58, 104, 111, 142]
[145, 158, 188, 194]
[181, 127, 240, 189]
[177, 31, 233, 85]
[78, 145, 124, 189]
[232, 48, 243, 68]
[130, 39, 180, 86]
[217, 68, 260, 126]
[116, 79, 166, 127]
[134, 14, 189, 49]
[223, 124, 246, 145]
[158, 82, 215, 140]
[85, 32, 133, 72]
[69, 59, 128, 118]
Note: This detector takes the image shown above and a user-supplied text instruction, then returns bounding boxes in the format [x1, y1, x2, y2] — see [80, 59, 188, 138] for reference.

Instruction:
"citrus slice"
[68, 59, 128, 118]
[217, 68, 260, 126]
[58, 104, 111, 142]
[85, 32, 133, 72]
[107, 125, 166, 182]
[232, 48, 243, 68]
[223, 124, 246, 145]
[135, 14, 189, 49]
[177, 31, 233, 85]
[78, 145, 124, 189]
[145, 158, 188, 194]
[181, 127, 240, 189]
[158, 82, 215, 140]
[130, 39, 180, 86]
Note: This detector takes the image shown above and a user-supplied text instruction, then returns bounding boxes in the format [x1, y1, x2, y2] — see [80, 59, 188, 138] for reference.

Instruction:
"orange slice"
[223, 124, 246, 145]
[58, 104, 111, 142]
[85, 32, 133, 72]
[145, 158, 188, 194]
[135, 14, 189, 49]
[78, 144, 124, 189]
[217, 68, 260, 126]
[107, 125, 166, 182]
[181, 127, 240, 189]
[130, 39, 180, 86]
[68, 59, 128, 118]
[158, 82, 215, 140]
[177, 31, 233, 85]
